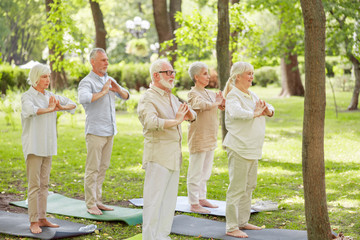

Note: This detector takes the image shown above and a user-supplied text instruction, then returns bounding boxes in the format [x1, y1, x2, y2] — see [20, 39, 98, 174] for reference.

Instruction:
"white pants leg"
[225, 149, 258, 232]
[26, 154, 52, 222]
[142, 162, 179, 240]
[187, 150, 214, 204]
[84, 134, 113, 209]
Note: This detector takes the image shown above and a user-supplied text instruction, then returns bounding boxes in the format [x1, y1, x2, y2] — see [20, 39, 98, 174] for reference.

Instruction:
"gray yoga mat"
[0, 210, 96, 239]
[171, 215, 308, 240]
[129, 196, 279, 216]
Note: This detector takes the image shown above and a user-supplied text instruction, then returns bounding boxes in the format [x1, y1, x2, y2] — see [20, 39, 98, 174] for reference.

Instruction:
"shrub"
[0, 64, 29, 94]
[254, 66, 279, 87]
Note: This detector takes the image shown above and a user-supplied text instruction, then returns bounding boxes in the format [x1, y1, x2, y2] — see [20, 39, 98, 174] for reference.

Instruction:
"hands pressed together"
[175, 103, 194, 124]
[254, 99, 273, 118]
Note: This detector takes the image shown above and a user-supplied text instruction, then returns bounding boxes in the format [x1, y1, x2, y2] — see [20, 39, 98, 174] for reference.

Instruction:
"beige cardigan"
[187, 86, 219, 154]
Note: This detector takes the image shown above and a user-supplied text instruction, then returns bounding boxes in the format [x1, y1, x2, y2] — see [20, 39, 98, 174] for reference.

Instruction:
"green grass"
[0, 85, 359, 239]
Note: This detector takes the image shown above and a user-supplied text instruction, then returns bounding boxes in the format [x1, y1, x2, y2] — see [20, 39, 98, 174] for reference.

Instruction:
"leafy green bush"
[0, 64, 28, 94]
[254, 66, 279, 87]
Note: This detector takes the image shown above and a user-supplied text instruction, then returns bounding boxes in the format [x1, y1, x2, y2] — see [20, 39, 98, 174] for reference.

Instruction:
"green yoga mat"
[10, 193, 142, 226]
[125, 233, 142, 239]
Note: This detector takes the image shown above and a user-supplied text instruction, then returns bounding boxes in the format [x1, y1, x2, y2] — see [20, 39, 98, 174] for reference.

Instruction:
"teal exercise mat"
[129, 196, 278, 216]
[10, 193, 143, 226]
[171, 215, 308, 240]
[0, 210, 96, 239]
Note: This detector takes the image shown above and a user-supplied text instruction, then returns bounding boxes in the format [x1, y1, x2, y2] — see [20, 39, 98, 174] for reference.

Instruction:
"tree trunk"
[89, 0, 107, 50]
[347, 54, 360, 110]
[300, 0, 332, 239]
[279, 52, 305, 97]
[152, 0, 179, 65]
[217, 0, 230, 141]
[45, 0, 67, 90]
[229, 0, 240, 66]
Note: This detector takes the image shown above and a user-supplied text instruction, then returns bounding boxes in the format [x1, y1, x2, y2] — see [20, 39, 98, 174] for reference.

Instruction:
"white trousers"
[84, 134, 113, 209]
[26, 154, 52, 222]
[142, 162, 180, 240]
[226, 149, 258, 232]
[187, 150, 215, 204]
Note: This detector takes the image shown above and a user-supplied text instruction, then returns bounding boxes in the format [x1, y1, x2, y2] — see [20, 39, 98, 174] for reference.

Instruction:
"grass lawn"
[0, 85, 359, 239]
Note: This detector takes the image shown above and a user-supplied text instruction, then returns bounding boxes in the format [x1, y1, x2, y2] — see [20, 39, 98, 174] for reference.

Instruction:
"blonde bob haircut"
[223, 62, 254, 97]
[27, 63, 51, 87]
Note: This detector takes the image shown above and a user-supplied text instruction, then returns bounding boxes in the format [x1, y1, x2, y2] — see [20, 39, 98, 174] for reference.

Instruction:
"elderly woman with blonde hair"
[21, 63, 76, 233]
[186, 62, 225, 214]
[223, 62, 274, 238]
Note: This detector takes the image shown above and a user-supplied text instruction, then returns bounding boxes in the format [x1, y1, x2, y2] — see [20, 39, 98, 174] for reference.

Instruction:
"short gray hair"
[89, 48, 106, 63]
[150, 59, 171, 82]
[188, 62, 208, 83]
[27, 63, 51, 87]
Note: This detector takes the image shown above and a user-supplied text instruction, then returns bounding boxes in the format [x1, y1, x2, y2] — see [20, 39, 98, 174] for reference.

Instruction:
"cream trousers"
[226, 149, 258, 232]
[142, 162, 179, 240]
[187, 150, 215, 204]
[26, 154, 52, 222]
[84, 134, 113, 209]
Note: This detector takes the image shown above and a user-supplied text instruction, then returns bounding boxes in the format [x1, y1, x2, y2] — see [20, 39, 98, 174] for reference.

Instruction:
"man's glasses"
[158, 70, 176, 76]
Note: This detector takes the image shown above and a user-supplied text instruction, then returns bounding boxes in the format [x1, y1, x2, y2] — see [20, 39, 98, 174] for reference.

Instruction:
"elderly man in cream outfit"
[138, 59, 196, 240]
[223, 62, 274, 238]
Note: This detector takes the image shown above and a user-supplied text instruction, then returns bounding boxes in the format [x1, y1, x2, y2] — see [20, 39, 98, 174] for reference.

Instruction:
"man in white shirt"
[78, 48, 130, 215]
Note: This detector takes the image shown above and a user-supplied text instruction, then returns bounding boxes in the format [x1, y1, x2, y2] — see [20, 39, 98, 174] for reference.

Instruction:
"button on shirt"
[137, 84, 197, 171]
[223, 87, 274, 160]
[78, 71, 130, 137]
[21, 87, 77, 160]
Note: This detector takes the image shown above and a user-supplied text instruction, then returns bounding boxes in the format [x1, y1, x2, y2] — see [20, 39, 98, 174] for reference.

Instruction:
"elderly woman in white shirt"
[223, 62, 274, 238]
[21, 64, 76, 234]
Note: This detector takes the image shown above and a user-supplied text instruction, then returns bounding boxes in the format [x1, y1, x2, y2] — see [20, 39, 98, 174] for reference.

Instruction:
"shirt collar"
[150, 83, 168, 96]
[89, 71, 108, 82]
[30, 86, 48, 96]
[233, 87, 252, 99]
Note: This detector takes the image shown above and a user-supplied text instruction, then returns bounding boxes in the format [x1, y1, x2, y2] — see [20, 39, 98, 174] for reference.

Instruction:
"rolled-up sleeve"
[21, 94, 38, 119]
[78, 80, 93, 104]
[56, 94, 77, 114]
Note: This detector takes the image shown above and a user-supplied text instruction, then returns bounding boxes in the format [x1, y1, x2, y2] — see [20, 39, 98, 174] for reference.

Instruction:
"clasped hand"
[48, 96, 64, 111]
[254, 100, 272, 118]
[175, 103, 193, 123]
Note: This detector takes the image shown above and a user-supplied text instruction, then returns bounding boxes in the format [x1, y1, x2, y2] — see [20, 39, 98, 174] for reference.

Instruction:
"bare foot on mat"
[190, 204, 210, 214]
[30, 222, 42, 234]
[38, 218, 59, 228]
[87, 206, 103, 215]
[240, 223, 262, 230]
[226, 229, 248, 238]
[199, 199, 218, 208]
[97, 204, 114, 211]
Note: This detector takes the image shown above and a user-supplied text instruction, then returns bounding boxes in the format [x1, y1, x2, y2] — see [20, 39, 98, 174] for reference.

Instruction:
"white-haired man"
[138, 59, 196, 240]
[78, 48, 130, 215]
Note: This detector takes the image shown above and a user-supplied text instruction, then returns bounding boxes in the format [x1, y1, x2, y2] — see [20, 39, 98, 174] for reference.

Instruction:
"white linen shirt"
[78, 71, 130, 137]
[21, 87, 76, 160]
[223, 87, 274, 160]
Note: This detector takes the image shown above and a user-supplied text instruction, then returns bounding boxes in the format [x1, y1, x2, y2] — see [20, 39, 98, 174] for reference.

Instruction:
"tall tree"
[0, 0, 44, 64]
[246, 0, 305, 97]
[324, 0, 360, 110]
[45, 0, 67, 90]
[89, 0, 107, 50]
[152, 0, 181, 63]
[300, 0, 332, 239]
[217, 0, 230, 140]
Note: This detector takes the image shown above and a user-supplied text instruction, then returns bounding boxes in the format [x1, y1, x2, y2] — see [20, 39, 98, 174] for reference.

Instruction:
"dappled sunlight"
[282, 195, 304, 206]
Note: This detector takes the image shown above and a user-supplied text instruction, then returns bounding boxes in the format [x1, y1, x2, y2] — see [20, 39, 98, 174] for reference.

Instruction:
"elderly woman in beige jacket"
[186, 62, 225, 213]
[223, 62, 274, 238]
